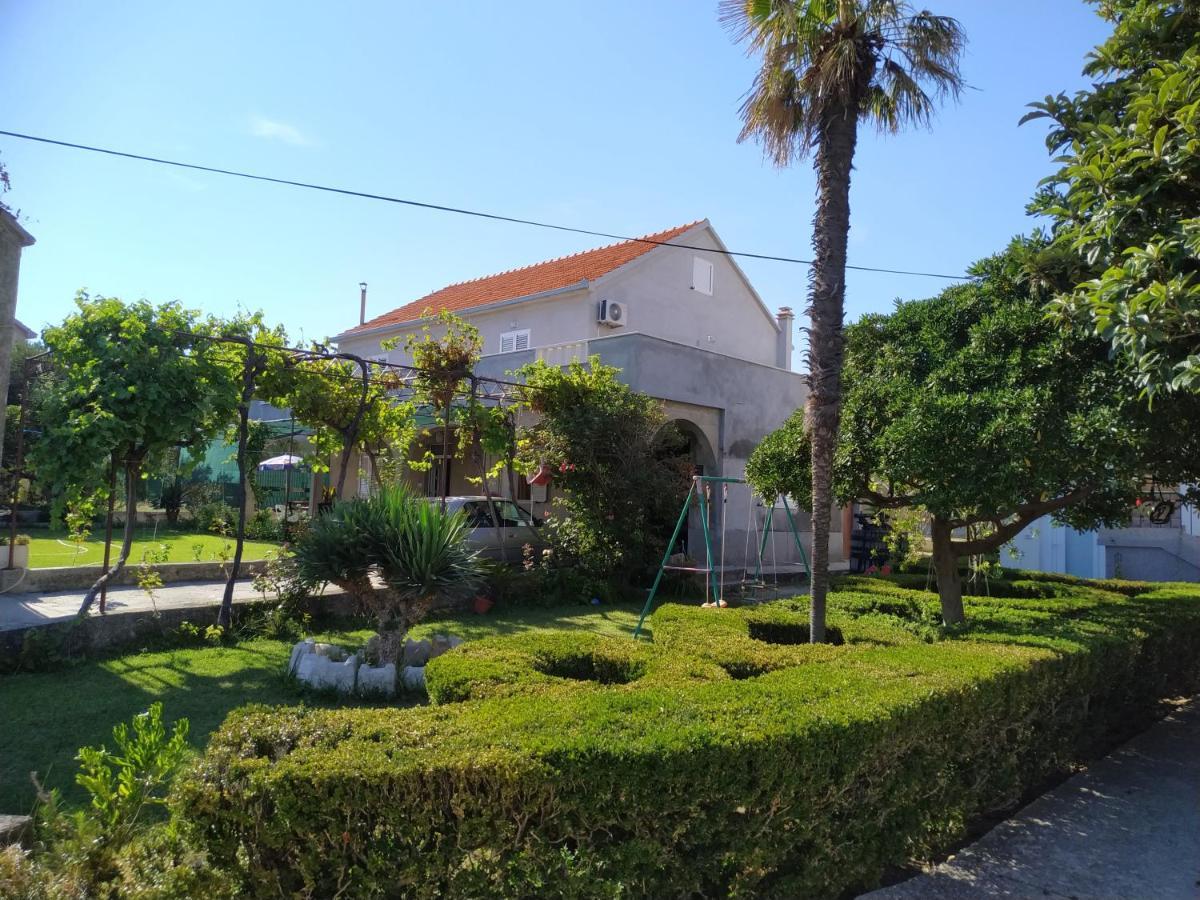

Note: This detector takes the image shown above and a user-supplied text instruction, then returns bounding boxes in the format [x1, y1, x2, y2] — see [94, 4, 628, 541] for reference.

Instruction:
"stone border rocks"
[288, 633, 465, 698]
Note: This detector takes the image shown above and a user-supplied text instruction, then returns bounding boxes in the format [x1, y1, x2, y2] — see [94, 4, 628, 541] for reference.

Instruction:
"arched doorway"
[656, 418, 719, 560]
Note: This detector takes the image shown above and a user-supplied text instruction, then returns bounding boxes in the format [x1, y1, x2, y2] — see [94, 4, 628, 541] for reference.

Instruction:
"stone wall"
[0, 559, 271, 594]
[0, 589, 357, 668]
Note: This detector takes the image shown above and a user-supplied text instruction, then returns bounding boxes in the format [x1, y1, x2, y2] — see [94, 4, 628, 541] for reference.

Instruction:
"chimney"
[776, 306, 795, 370]
[359, 282, 368, 325]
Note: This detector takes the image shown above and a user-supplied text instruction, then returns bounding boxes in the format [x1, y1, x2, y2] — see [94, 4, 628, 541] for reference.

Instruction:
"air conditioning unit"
[597, 298, 627, 327]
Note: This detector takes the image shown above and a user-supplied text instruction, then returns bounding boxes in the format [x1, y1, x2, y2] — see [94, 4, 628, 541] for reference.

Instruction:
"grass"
[0, 601, 643, 814]
[22, 527, 282, 569]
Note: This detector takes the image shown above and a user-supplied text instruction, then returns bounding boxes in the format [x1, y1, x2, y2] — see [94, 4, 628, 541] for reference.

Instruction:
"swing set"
[633, 474, 810, 639]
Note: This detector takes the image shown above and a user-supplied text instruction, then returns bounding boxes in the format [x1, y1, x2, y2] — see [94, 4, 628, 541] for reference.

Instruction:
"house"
[1002, 487, 1200, 582]
[332, 219, 848, 568]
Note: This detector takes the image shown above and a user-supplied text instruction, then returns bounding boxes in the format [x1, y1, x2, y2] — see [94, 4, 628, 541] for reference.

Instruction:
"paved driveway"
[863, 699, 1200, 899]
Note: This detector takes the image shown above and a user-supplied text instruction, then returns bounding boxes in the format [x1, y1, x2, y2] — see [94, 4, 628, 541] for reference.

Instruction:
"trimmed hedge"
[175, 579, 1200, 898]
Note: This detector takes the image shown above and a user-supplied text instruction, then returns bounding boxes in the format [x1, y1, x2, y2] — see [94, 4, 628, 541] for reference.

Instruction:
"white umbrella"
[258, 454, 303, 471]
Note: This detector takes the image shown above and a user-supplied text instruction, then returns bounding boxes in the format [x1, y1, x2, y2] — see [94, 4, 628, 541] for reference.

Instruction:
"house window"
[500, 329, 530, 354]
[692, 257, 714, 295]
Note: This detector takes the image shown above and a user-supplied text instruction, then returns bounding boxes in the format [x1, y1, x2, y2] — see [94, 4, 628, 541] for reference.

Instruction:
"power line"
[0, 128, 969, 281]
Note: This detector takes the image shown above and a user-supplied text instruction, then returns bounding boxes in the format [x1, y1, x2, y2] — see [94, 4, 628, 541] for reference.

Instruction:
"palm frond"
[723, 0, 965, 165]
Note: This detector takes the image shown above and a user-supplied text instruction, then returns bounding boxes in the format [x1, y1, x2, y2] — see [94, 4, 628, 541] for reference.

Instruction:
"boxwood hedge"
[174, 577, 1200, 898]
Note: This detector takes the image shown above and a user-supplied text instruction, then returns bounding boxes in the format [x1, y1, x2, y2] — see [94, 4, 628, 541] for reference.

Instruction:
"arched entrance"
[657, 418, 719, 560]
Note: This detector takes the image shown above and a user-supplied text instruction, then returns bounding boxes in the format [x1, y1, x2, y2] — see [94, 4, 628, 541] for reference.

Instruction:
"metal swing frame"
[633, 474, 810, 639]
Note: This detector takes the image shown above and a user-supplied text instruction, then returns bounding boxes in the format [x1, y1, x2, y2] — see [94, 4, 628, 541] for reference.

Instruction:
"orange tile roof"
[344, 221, 703, 334]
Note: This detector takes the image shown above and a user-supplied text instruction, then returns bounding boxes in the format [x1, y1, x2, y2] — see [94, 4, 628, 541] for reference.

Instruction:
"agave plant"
[295, 485, 483, 663]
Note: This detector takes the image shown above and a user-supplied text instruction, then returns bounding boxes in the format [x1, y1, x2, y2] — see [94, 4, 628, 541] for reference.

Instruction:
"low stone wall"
[0, 589, 358, 669]
[0, 560, 271, 594]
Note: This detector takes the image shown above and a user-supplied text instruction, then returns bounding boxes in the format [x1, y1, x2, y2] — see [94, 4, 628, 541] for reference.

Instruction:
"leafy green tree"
[32, 295, 239, 614]
[260, 350, 414, 500]
[514, 357, 689, 584]
[723, 0, 966, 640]
[1027, 0, 1200, 395]
[749, 240, 1200, 622]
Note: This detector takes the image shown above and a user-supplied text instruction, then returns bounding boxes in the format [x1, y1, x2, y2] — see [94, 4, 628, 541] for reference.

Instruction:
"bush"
[173, 575, 1200, 898]
[15, 704, 193, 897]
[244, 508, 282, 541]
[190, 500, 235, 535]
[293, 486, 484, 663]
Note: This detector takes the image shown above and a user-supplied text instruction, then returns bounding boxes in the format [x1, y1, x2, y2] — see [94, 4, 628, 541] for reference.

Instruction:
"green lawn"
[23, 527, 282, 569]
[0, 602, 644, 814]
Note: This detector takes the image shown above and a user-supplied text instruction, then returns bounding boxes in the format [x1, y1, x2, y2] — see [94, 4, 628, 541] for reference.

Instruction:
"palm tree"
[722, 0, 965, 641]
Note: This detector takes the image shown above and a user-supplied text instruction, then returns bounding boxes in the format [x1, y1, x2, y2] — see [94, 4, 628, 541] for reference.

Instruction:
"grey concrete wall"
[588, 332, 827, 567]
[1102, 527, 1200, 582]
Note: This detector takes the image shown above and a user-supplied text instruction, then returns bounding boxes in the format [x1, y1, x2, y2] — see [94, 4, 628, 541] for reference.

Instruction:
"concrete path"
[0, 579, 262, 631]
[863, 698, 1200, 900]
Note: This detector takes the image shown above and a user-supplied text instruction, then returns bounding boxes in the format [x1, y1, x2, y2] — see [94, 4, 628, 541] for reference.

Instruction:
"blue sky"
[2, 1, 1112, 362]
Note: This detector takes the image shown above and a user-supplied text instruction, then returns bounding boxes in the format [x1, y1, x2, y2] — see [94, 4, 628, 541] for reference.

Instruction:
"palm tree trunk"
[930, 515, 966, 625]
[806, 102, 859, 643]
[79, 456, 141, 615]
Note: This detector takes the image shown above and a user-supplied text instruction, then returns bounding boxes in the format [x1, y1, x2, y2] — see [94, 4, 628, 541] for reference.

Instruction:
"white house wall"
[336, 287, 594, 364]
[335, 225, 785, 371]
[592, 226, 780, 368]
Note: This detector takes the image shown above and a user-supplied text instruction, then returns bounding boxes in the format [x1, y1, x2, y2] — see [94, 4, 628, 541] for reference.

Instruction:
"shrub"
[294, 485, 484, 662]
[19, 704, 192, 896]
[190, 500, 235, 535]
[244, 508, 282, 541]
[175, 576, 1200, 898]
[513, 357, 690, 583]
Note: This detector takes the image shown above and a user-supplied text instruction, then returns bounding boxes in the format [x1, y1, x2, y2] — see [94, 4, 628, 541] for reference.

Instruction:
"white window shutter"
[500, 329, 530, 353]
[692, 257, 714, 295]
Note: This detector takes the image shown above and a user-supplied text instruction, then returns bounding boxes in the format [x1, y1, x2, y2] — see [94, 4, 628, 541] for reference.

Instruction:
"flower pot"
[3, 543, 29, 569]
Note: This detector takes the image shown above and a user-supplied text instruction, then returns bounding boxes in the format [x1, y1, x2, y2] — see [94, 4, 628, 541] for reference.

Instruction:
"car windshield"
[463, 500, 535, 528]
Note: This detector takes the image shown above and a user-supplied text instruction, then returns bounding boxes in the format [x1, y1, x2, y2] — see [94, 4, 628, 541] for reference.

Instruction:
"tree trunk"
[334, 355, 372, 500]
[805, 102, 860, 643]
[79, 456, 141, 615]
[218, 350, 256, 630]
[474, 435, 507, 563]
[366, 450, 381, 488]
[930, 515, 966, 625]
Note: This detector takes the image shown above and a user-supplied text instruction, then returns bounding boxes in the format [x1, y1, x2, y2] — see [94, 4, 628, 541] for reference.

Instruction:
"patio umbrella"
[258, 454, 303, 471]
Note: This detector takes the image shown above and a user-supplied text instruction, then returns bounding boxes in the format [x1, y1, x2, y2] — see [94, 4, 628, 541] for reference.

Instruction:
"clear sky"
[2, 0, 1112, 364]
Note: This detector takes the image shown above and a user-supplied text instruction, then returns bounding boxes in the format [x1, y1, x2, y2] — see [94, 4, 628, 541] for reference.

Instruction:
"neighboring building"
[1002, 486, 1200, 582]
[333, 219, 844, 568]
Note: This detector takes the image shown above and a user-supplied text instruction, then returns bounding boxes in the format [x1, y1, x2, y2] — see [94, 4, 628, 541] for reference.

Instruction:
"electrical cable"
[0, 128, 969, 281]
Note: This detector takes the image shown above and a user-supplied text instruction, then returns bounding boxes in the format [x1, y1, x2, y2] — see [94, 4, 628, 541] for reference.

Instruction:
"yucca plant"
[295, 485, 483, 663]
